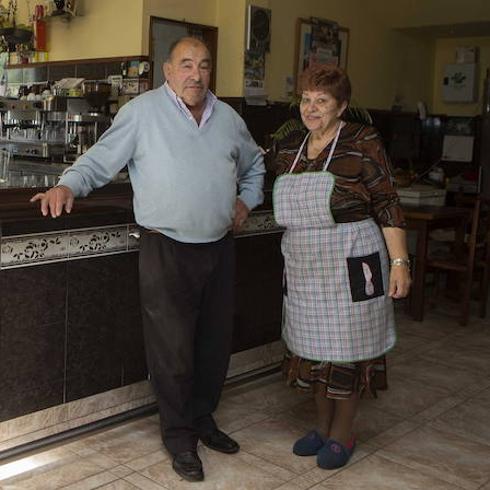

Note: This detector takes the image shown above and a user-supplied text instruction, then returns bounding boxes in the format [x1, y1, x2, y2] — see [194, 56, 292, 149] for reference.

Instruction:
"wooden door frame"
[149, 16, 218, 91]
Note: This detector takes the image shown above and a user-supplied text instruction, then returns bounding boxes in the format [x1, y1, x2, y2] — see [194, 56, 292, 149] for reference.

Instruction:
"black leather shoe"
[200, 429, 240, 454]
[172, 451, 204, 482]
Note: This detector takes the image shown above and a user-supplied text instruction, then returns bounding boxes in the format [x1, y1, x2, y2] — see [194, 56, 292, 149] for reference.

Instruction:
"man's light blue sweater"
[59, 85, 265, 243]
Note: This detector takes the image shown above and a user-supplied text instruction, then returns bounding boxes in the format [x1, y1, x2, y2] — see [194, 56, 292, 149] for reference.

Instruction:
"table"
[402, 205, 471, 321]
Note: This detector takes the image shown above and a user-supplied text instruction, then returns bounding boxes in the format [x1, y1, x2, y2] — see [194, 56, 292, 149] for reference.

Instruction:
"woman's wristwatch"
[390, 257, 411, 268]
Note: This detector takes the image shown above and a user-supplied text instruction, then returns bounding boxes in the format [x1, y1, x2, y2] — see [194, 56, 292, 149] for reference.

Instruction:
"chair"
[476, 201, 490, 318]
[427, 195, 490, 326]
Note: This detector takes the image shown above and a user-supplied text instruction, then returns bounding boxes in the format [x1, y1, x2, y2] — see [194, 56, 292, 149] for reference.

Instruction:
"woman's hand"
[388, 265, 411, 299]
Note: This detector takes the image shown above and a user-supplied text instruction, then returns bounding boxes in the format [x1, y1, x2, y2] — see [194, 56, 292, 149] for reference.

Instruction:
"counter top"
[2, 160, 129, 189]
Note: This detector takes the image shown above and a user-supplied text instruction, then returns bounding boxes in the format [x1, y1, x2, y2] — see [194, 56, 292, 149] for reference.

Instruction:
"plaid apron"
[273, 125, 396, 362]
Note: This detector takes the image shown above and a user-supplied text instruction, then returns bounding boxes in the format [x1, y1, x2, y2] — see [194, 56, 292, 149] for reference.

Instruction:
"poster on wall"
[244, 49, 267, 104]
[295, 18, 349, 93]
[244, 5, 270, 105]
[310, 19, 339, 66]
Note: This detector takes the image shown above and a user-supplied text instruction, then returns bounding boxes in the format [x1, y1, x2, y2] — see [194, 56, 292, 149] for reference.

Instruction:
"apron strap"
[322, 122, 344, 172]
[288, 122, 344, 174]
[288, 133, 309, 174]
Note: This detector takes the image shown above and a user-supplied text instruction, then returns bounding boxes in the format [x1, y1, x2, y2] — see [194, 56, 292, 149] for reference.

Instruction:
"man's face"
[163, 41, 211, 108]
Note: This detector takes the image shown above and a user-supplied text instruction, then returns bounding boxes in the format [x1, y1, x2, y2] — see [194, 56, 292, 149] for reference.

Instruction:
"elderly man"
[31, 37, 265, 482]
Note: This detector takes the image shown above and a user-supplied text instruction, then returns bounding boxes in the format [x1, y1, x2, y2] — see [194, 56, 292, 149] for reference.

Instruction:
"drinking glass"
[0, 149, 11, 184]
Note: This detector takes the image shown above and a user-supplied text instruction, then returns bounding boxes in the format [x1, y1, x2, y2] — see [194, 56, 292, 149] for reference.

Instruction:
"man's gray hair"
[165, 36, 211, 63]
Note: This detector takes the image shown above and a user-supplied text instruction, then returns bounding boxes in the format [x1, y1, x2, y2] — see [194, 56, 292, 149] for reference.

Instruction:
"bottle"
[483, 68, 490, 116]
[33, 5, 47, 52]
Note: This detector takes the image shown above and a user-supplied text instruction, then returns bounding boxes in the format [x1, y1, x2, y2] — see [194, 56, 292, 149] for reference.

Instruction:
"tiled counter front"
[1, 224, 140, 269]
[0, 213, 284, 451]
[0, 224, 146, 422]
[0, 211, 282, 269]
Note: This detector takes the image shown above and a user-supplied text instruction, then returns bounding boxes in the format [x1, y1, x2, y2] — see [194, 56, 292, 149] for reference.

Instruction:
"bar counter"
[0, 182, 284, 453]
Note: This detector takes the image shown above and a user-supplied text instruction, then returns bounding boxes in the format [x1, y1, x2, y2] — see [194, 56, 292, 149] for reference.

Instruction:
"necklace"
[307, 124, 339, 159]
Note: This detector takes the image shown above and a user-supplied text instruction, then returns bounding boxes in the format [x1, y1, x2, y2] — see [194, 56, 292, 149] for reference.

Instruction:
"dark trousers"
[138, 229, 235, 454]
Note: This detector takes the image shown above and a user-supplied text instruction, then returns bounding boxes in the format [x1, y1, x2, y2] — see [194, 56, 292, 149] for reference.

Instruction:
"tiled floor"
[1, 301, 489, 489]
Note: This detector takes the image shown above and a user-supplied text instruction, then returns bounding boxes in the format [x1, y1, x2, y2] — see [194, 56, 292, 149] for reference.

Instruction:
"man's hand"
[233, 198, 250, 232]
[30, 185, 75, 218]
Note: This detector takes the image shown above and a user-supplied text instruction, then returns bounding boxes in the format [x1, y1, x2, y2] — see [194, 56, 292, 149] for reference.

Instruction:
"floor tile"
[406, 394, 465, 423]
[446, 327, 490, 352]
[366, 419, 420, 449]
[378, 425, 490, 489]
[418, 342, 490, 376]
[0, 458, 109, 489]
[222, 374, 309, 417]
[124, 472, 167, 489]
[274, 443, 375, 490]
[388, 356, 484, 394]
[234, 450, 297, 482]
[372, 373, 450, 419]
[395, 315, 461, 341]
[387, 332, 432, 357]
[428, 397, 490, 448]
[231, 416, 317, 475]
[67, 418, 163, 465]
[310, 453, 462, 489]
[3, 306, 489, 490]
[124, 450, 169, 472]
[62, 471, 119, 490]
[98, 479, 143, 489]
[111, 464, 134, 478]
[477, 385, 490, 404]
[282, 398, 405, 444]
[0, 447, 76, 482]
[139, 445, 286, 489]
[213, 397, 271, 434]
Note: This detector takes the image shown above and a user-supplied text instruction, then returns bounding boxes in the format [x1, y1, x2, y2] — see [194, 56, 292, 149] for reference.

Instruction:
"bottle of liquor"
[33, 4, 47, 52]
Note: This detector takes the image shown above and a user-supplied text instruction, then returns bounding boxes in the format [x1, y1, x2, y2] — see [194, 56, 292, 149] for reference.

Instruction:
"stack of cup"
[0, 149, 11, 185]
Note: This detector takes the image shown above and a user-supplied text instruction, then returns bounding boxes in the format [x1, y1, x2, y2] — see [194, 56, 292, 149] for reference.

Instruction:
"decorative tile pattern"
[69, 226, 128, 258]
[0, 214, 281, 268]
[1, 233, 69, 267]
[1, 225, 136, 269]
[238, 211, 283, 237]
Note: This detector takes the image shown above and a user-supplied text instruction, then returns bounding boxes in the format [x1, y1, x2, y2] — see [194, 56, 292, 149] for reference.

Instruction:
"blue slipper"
[293, 430, 327, 456]
[317, 437, 356, 469]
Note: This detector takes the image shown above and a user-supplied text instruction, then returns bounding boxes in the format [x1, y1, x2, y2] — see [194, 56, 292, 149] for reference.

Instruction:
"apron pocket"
[346, 252, 384, 302]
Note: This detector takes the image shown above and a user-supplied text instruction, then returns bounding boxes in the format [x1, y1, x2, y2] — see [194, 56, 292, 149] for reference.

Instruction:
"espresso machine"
[0, 84, 112, 163]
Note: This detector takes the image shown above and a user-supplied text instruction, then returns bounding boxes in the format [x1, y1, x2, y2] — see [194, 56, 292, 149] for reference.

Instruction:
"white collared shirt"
[164, 81, 217, 128]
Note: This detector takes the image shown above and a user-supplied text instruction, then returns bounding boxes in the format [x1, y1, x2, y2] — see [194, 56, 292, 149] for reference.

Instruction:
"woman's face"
[300, 90, 347, 133]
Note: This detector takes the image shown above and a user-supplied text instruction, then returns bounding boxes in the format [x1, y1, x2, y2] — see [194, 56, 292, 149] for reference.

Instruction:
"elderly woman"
[273, 65, 410, 470]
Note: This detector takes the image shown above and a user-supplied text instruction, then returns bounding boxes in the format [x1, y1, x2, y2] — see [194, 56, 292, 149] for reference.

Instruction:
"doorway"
[149, 17, 218, 91]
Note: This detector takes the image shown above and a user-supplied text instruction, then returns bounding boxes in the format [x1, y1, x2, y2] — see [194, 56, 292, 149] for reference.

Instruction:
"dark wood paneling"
[233, 233, 283, 352]
[0, 216, 282, 420]
[0, 263, 66, 421]
[65, 254, 145, 400]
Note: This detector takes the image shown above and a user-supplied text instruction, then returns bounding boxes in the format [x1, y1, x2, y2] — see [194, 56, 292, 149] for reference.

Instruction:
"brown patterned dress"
[274, 122, 406, 399]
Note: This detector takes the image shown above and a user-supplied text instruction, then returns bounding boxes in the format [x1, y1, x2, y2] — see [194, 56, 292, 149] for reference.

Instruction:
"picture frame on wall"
[294, 18, 349, 93]
[338, 27, 349, 71]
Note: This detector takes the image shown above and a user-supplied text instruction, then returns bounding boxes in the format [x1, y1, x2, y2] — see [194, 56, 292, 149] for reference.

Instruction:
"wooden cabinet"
[0, 223, 284, 422]
[233, 233, 283, 353]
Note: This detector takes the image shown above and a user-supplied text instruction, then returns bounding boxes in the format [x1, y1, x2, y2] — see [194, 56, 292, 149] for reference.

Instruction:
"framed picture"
[294, 18, 349, 93]
[338, 27, 349, 71]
